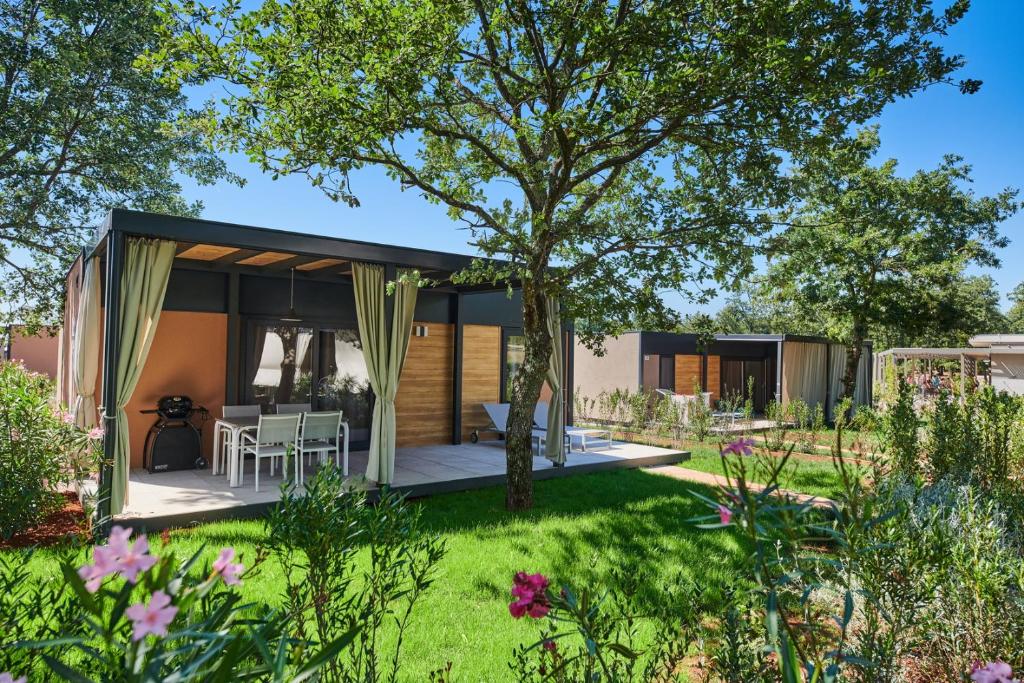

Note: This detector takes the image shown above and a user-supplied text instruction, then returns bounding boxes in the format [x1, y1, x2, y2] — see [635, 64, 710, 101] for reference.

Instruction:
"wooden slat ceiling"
[235, 251, 295, 267]
[295, 257, 345, 271]
[177, 244, 241, 261]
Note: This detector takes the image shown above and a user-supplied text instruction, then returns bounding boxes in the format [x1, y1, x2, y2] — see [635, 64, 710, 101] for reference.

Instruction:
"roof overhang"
[878, 347, 991, 359]
[88, 208, 515, 293]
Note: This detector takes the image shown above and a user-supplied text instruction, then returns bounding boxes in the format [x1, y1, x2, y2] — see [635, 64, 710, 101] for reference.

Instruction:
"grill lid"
[157, 395, 193, 419]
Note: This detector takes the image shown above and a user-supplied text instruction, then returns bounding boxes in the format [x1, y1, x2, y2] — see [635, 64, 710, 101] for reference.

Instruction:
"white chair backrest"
[482, 403, 510, 432]
[276, 403, 311, 415]
[533, 402, 549, 429]
[301, 411, 342, 441]
[223, 404, 260, 418]
[256, 414, 300, 446]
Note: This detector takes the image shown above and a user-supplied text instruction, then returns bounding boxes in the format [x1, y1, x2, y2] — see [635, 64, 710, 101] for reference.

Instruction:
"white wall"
[573, 333, 641, 401]
[991, 354, 1024, 396]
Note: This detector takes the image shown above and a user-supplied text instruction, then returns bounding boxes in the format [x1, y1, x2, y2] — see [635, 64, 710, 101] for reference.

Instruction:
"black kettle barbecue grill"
[141, 396, 210, 473]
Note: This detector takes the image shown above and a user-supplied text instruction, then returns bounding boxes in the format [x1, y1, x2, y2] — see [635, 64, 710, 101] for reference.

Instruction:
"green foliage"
[266, 466, 446, 682]
[1008, 282, 1024, 333]
[767, 128, 1019, 397]
[0, 0, 236, 327]
[925, 386, 1024, 489]
[763, 400, 790, 452]
[879, 378, 920, 477]
[0, 362, 99, 539]
[509, 572, 701, 682]
[0, 534, 354, 680]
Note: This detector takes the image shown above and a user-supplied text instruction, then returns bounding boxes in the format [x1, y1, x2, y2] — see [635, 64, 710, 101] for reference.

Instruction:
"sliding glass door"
[244, 322, 372, 447]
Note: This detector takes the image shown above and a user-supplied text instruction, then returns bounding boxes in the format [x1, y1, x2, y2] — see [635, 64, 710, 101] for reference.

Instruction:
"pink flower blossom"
[212, 547, 245, 586]
[115, 534, 158, 584]
[722, 437, 756, 457]
[77, 526, 155, 591]
[125, 590, 178, 641]
[77, 544, 120, 592]
[509, 571, 551, 619]
[542, 639, 557, 652]
[971, 661, 1020, 683]
[718, 504, 733, 525]
[87, 426, 104, 440]
[0, 673, 27, 683]
[60, 411, 76, 425]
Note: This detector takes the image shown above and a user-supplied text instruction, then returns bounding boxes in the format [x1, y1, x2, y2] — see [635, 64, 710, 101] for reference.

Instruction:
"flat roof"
[878, 347, 991, 358]
[87, 208, 513, 291]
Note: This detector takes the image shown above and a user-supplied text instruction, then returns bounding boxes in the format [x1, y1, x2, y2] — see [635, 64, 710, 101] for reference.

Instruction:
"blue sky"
[176, 1, 1023, 315]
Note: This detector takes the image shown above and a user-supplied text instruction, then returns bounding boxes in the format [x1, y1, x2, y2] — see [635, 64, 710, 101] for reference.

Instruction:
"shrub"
[0, 526, 351, 680]
[0, 361, 99, 539]
[879, 377, 920, 477]
[507, 570, 700, 682]
[763, 400, 789, 451]
[265, 465, 446, 683]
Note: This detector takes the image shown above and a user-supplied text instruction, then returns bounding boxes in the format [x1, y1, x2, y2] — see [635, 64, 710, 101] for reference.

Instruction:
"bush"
[879, 377, 920, 477]
[0, 526, 352, 680]
[265, 465, 446, 682]
[0, 361, 99, 539]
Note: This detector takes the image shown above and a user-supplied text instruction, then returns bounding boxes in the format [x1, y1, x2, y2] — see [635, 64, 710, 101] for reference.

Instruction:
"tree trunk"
[840, 322, 867, 401]
[504, 278, 551, 511]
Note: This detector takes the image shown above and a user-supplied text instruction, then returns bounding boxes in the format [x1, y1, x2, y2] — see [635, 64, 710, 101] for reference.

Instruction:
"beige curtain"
[110, 239, 176, 515]
[72, 257, 101, 429]
[544, 296, 565, 464]
[353, 263, 418, 484]
[782, 341, 827, 412]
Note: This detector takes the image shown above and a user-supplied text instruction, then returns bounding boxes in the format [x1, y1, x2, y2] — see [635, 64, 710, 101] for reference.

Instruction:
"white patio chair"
[215, 404, 260, 477]
[239, 414, 301, 492]
[295, 411, 344, 484]
[275, 403, 311, 415]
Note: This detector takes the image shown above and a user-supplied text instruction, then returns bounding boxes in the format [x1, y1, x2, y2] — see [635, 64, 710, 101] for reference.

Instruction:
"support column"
[775, 340, 784, 403]
[97, 228, 125, 534]
[225, 271, 240, 405]
[452, 293, 464, 444]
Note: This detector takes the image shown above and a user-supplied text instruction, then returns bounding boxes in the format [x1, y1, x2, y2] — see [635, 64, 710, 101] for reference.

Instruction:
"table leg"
[229, 427, 241, 487]
[341, 421, 350, 476]
[212, 422, 222, 475]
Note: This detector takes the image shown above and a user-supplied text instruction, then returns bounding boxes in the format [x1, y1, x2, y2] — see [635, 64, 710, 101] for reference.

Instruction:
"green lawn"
[678, 444, 855, 500]
[9, 469, 749, 682]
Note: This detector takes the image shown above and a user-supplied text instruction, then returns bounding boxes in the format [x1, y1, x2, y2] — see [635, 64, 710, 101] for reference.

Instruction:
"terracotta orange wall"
[9, 328, 61, 379]
[124, 311, 227, 468]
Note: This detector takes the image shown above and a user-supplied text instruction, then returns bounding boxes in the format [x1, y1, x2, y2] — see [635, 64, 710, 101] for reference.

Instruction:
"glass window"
[247, 324, 314, 412]
[503, 331, 525, 401]
[316, 329, 372, 444]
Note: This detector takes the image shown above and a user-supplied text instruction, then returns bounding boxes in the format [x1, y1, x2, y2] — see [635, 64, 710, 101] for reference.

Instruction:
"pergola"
[875, 346, 991, 399]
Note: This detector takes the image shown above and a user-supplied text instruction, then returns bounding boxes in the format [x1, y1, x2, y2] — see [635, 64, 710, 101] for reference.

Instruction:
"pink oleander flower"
[542, 639, 557, 652]
[61, 410, 76, 425]
[77, 544, 120, 593]
[0, 672, 27, 683]
[718, 504, 733, 525]
[212, 547, 245, 586]
[971, 661, 1019, 683]
[115, 534, 158, 584]
[722, 437, 756, 457]
[125, 590, 178, 641]
[509, 571, 551, 619]
[87, 426, 104, 440]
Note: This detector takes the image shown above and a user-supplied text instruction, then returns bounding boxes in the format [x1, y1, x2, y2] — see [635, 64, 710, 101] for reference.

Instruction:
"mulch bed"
[0, 491, 90, 549]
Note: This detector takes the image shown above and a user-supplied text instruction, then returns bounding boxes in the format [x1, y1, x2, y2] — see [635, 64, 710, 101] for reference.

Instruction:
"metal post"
[97, 228, 125, 535]
[452, 293, 463, 444]
[225, 271, 240, 405]
[775, 340, 784, 403]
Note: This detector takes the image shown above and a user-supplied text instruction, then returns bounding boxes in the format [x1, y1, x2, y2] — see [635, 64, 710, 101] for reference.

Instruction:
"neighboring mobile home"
[59, 209, 573, 520]
[574, 331, 872, 418]
[3, 325, 61, 378]
[876, 334, 1024, 397]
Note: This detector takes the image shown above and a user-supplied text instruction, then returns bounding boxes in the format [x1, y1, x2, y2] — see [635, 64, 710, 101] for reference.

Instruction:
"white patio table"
[213, 413, 351, 487]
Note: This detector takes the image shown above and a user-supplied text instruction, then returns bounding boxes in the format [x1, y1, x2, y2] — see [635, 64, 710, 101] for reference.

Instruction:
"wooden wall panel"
[461, 324, 501, 441]
[707, 355, 721, 402]
[395, 322, 454, 447]
[674, 354, 702, 394]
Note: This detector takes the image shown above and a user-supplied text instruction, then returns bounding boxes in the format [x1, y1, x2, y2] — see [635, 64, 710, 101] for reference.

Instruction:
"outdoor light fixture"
[281, 267, 302, 322]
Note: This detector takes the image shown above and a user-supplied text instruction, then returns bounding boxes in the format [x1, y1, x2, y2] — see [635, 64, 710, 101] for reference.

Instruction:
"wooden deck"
[98, 440, 687, 530]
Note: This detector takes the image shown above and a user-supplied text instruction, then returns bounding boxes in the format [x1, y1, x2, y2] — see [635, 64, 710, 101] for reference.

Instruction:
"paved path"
[646, 465, 837, 508]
